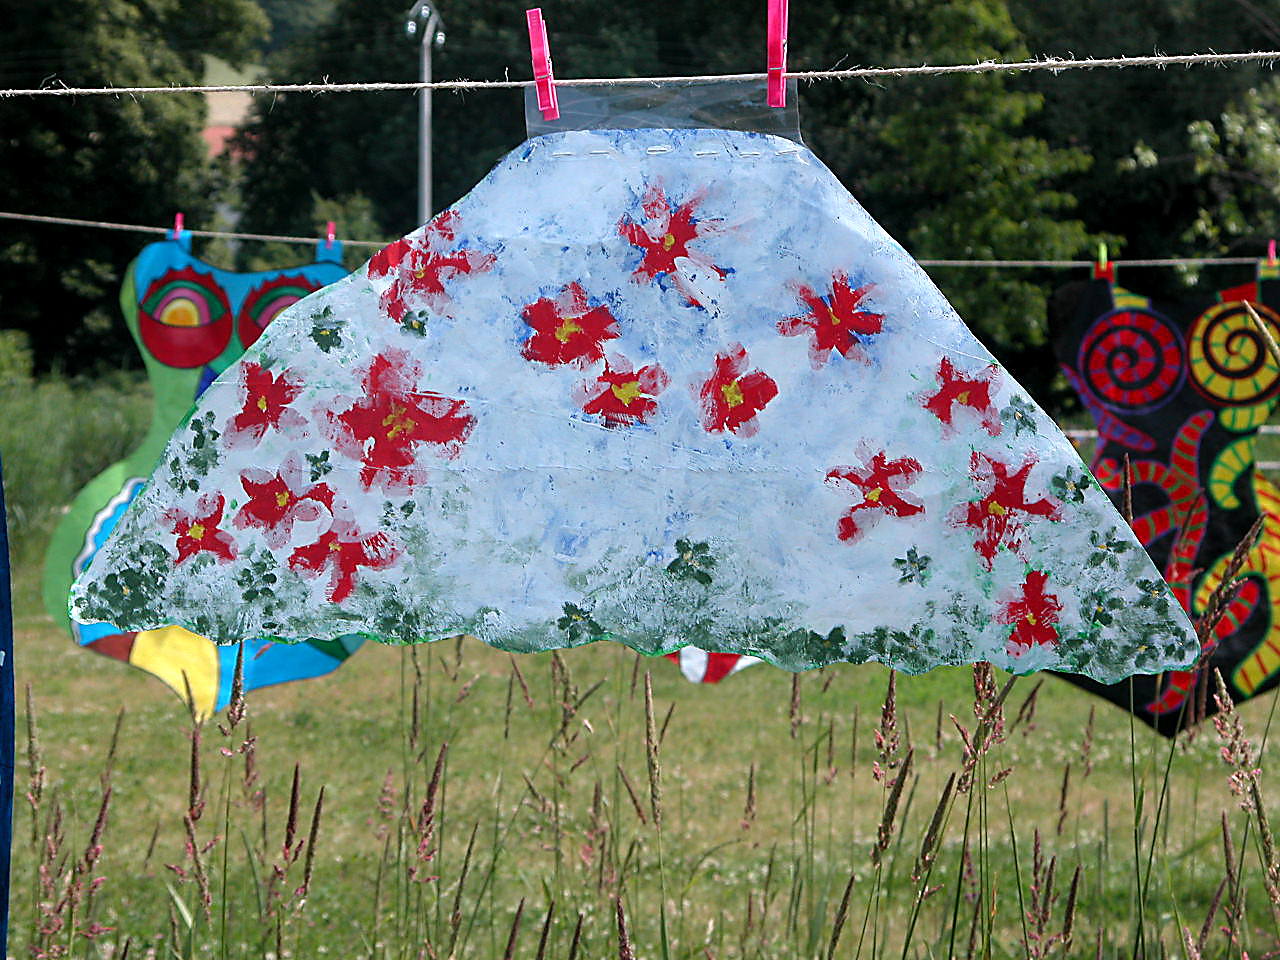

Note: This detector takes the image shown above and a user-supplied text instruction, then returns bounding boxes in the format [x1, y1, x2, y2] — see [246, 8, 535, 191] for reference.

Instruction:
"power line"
[0, 48, 1276, 98]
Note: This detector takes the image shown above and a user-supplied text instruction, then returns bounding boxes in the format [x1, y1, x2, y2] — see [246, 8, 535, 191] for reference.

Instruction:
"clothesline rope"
[916, 257, 1264, 267]
[0, 48, 1277, 98]
[1, 210, 1271, 267]
[0, 211, 388, 250]
[1066, 426, 1280, 437]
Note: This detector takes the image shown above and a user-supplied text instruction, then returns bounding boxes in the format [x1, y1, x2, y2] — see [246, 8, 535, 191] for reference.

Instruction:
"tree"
[1181, 76, 1280, 262]
[233, 0, 1093, 393]
[233, 0, 658, 245]
[1009, 0, 1278, 297]
[258, 0, 338, 54]
[866, 0, 1094, 400]
[0, 0, 268, 374]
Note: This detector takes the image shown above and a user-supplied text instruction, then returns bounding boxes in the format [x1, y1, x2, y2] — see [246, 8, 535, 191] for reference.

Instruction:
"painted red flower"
[952, 453, 1060, 569]
[289, 517, 398, 603]
[1000, 570, 1062, 654]
[617, 186, 725, 306]
[165, 493, 236, 564]
[778, 274, 884, 366]
[329, 349, 475, 491]
[581, 357, 670, 426]
[367, 211, 495, 322]
[521, 282, 620, 367]
[234, 455, 336, 548]
[825, 450, 925, 542]
[698, 344, 778, 436]
[231, 361, 305, 442]
[922, 357, 1001, 437]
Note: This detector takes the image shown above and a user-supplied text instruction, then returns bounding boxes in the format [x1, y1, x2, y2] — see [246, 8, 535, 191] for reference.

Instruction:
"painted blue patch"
[214, 640, 354, 713]
[196, 364, 219, 399]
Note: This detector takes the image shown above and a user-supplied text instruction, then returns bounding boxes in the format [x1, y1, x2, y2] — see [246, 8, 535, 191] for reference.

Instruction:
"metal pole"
[424, 19, 440, 224]
[406, 4, 444, 225]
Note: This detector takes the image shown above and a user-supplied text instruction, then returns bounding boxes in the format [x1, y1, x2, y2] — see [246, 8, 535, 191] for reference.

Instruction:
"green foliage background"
[1, 0, 1280, 407]
[0, 0, 268, 374]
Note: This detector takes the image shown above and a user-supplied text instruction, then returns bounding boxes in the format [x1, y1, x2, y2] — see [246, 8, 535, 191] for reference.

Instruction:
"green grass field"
[4, 371, 1280, 959]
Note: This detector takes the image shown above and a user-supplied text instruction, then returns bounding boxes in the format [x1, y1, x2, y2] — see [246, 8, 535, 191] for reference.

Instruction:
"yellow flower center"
[256, 395, 268, 412]
[721, 380, 745, 408]
[956, 390, 970, 405]
[827, 307, 841, 325]
[329, 539, 341, 552]
[187, 523, 205, 541]
[988, 501, 1007, 516]
[555, 318, 583, 343]
[275, 491, 291, 508]
[865, 487, 883, 503]
[382, 401, 415, 439]
[1026, 612, 1037, 625]
[611, 380, 643, 405]
[662, 233, 676, 250]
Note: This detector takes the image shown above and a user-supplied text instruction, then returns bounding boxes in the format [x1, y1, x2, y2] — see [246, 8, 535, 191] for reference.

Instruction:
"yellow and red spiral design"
[1188, 301, 1280, 407]
[1077, 308, 1184, 413]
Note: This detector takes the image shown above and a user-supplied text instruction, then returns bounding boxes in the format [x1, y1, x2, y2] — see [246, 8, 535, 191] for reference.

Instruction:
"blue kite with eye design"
[42, 230, 359, 719]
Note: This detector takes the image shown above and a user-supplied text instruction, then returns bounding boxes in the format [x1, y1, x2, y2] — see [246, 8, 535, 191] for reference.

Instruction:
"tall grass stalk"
[8, 538, 1280, 960]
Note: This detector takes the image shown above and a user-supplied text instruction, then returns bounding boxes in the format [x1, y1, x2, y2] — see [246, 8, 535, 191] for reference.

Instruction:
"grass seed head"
[789, 673, 801, 739]
[741, 762, 757, 829]
[616, 896, 635, 960]
[826, 872, 856, 960]
[1211, 669, 1259, 809]
[913, 770, 955, 883]
[874, 671, 899, 783]
[644, 671, 662, 830]
[873, 747, 914, 866]
[510, 654, 535, 708]
[501, 897, 525, 960]
[225, 643, 246, 731]
[297, 785, 325, 900]
[535, 899, 556, 960]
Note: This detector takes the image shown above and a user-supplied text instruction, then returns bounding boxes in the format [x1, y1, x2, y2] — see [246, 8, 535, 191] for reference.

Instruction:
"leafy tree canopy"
[258, 0, 339, 54]
[0, 0, 268, 373]
[232, 0, 1099, 389]
[1009, 0, 1279, 295]
[5, 0, 1279, 400]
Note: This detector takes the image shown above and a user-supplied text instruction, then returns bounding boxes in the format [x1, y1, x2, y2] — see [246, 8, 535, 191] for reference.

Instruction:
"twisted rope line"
[0, 49, 1275, 98]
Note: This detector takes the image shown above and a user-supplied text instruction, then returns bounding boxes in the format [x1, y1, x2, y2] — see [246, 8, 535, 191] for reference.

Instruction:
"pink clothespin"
[171, 212, 184, 240]
[315, 220, 343, 264]
[526, 8, 559, 121]
[767, 0, 789, 108]
[1269, 238, 1277, 267]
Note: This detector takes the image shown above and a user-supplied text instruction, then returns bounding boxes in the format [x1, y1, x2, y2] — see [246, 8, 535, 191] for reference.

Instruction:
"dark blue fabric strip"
[0, 455, 14, 951]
